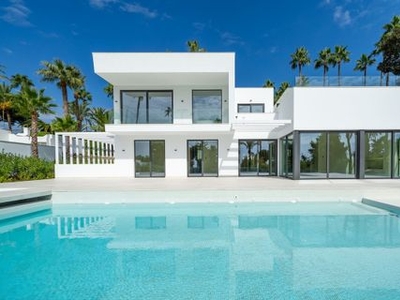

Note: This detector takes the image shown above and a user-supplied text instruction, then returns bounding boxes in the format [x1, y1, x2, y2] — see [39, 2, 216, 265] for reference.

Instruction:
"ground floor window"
[187, 140, 218, 177]
[394, 133, 400, 178]
[280, 134, 293, 178]
[239, 140, 276, 176]
[134, 140, 165, 177]
[365, 132, 391, 178]
[300, 132, 357, 179]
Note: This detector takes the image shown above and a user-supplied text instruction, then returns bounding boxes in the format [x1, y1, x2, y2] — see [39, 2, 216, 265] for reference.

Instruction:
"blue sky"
[1, 0, 399, 117]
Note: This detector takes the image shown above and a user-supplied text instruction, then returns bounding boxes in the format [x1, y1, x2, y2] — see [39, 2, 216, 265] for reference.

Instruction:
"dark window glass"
[135, 140, 165, 177]
[329, 132, 357, 178]
[300, 132, 327, 178]
[239, 140, 276, 176]
[237, 104, 265, 113]
[121, 91, 172, 124]
[188, 140, 218, 177]
[394, 132, 400, 178]
[365, 132, 391, 178]
[193, 90, 222, 124]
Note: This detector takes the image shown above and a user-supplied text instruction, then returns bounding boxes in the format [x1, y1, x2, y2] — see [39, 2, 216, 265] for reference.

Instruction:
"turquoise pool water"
[1, 202, 400, 299]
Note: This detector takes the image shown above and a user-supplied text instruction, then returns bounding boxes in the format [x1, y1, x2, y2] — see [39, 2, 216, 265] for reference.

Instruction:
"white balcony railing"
[55, 132, 115, 165]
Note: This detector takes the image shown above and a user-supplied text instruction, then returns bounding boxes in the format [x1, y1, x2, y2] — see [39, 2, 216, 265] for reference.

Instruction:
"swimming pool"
[1, 201, 400, 299]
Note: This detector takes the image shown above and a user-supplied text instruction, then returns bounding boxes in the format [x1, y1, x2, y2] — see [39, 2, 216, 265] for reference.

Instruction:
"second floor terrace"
[295, 75, 400, 87]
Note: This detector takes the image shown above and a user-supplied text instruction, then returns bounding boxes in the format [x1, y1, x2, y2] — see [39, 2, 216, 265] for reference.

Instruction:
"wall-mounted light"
[174, 149, 177, 152]
[181, 100, 184, 103]
[224, 99, 227, 102]
[227, 148, 230, 151]
[249, 99, 253, 102]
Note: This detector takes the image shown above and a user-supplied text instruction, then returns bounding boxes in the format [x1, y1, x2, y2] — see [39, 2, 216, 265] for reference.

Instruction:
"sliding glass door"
[188, 140, 218, 177]
[134, 140, 165, 177]
[239, 140, 277, 176]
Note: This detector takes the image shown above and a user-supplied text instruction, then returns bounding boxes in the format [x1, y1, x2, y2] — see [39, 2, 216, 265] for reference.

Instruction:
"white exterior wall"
[235, 88, 274, 113]
[291, 87, 400, 130]
[98, 133, 238, 177]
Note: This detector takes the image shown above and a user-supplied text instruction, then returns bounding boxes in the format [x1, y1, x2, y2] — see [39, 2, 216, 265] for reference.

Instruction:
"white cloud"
[220, 31, 243, 46]
[2, 47, 13, 54]
[333, 6, 351, 27]
[270, 46, 278, 54]
[120, 2, 158, 18]
[89, 0, 118, 9]
[1, 0, 31, 27]
[193, 22, 206, 31]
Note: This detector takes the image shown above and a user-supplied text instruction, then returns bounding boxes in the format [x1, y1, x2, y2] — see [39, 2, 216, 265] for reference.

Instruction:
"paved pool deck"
[0, 177, 400, 206]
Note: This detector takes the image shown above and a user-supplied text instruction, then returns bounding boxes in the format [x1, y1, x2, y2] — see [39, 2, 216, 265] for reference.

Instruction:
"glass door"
[135, 140, 165, 177]
[188, 140, 218, 177]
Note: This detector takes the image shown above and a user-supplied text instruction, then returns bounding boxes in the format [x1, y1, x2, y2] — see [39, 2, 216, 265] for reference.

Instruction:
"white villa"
[55, 52, 400, 180]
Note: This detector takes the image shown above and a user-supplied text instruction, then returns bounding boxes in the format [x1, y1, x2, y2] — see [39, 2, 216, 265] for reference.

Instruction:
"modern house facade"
[54, 52, 400, 180]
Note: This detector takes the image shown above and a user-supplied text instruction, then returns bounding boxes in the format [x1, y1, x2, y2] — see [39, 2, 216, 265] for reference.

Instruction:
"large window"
[280, 134, 293, 178]
[121, 91, 173, 124]
[365, 132, 391, 178]
[237, 104, 264, 113]
[300, 132, 357, 179]
[239, 140, 276, 176]
[187, 140, 218, 177]
[192, 90, 222, 124]
[329, 132, 357, 178]
[134, 140, 165, 177]
[394, 133, 400, 178]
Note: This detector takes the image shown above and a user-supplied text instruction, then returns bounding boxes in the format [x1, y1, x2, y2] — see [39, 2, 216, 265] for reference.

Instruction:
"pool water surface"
[1, 201, 400, 299]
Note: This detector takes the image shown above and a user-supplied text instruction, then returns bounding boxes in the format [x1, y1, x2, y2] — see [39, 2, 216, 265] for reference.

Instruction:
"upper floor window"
[121, 91, 173, 124]
[192, 90, 222, 124]
[237, 104, 264, 113]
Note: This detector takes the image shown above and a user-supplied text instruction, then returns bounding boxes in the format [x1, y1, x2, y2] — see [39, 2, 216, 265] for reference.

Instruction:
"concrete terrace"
[1, 177, 400, 207]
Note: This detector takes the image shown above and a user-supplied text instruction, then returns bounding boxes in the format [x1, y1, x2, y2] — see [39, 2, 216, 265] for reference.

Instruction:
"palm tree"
[51, 115, 78, 132]
[88, 107, 111, 132]
[332, 45, 350, 86]
[0, 82, 14, 131]
[314, 48, 333, 86]
[104, 83, 113, 99]
[187, 40, 206, 52]
[262, 79, 275, 88]
[274, 82, 290, 105]
[290, 47, 311, 79]
[383, 15, 400, 35]
[71, 88, 92, 131]
[14, 86, 55, 158]
[10, 73, 33, 90]
[374, 15, 400, 86]
[37, 59, 83, 117]
[0, 65, 7, 81]
[354, 54, 376, 85]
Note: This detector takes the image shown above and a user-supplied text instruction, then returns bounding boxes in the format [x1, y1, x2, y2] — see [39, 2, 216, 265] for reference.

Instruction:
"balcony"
[295, 76, 400, 87]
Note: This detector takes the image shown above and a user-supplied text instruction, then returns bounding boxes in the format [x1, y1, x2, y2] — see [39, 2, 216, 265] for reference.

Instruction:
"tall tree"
[10, 74, 33, 90]
[332, 45, 350, 86]
[0, 82, 13, 131]
[187, 40, 206, 52]
[71, 88, 92, 131]
[314, 48, 333, 86]
[37, 59, 83, 117]
[354, 54, 376, 85]
[14, 86, 55, 158]
[290, 47, 311, 78]
[51, 115, 78, 132]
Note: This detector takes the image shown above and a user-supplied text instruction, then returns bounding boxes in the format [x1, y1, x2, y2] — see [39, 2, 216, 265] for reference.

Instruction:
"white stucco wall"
[292, 87, 400, 130]
[235, 88, 274, 113]
[86, 133, 238, 178]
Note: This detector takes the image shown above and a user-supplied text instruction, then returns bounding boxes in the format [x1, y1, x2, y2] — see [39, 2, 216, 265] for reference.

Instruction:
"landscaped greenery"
[0, 152, 54, 182]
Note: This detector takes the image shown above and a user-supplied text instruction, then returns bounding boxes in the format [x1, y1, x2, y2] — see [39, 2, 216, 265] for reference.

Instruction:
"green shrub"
[0, 152, 54, 182]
